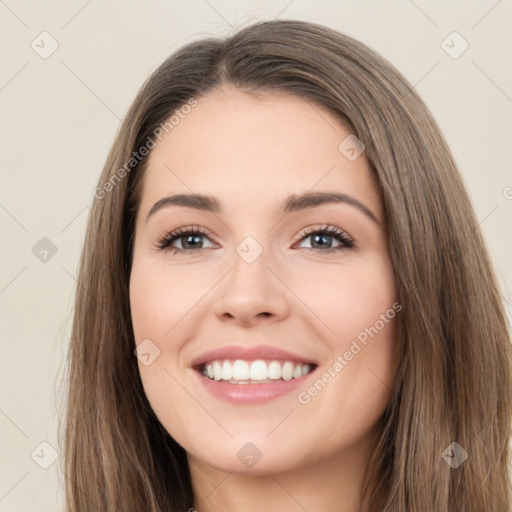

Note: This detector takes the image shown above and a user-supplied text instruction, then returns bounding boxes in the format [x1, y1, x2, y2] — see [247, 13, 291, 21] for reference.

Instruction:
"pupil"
[312, 234, 331, 249]
[183, 235, 201, 249]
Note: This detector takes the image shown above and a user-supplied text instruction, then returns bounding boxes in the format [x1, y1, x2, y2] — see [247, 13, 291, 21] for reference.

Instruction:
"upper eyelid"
[163, 225, 349, 239]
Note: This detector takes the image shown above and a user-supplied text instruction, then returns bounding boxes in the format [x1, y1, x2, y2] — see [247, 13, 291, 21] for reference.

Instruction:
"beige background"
[0, 1, 511, 510]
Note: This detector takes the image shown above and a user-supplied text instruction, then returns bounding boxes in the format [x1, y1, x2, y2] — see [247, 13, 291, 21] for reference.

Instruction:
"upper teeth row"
[202, 359, 312, 381]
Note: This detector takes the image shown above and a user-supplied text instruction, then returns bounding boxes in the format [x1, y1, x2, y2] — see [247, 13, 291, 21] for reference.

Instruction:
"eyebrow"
[146, 191, 380, 225]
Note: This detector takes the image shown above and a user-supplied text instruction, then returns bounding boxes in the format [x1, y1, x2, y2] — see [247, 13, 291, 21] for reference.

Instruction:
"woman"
[63, 19, 512, 511]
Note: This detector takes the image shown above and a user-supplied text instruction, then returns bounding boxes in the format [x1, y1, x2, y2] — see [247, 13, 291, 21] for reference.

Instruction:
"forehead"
[139, 86, 382, 219]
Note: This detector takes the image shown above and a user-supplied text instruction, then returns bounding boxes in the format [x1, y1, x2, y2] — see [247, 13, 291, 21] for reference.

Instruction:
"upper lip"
[189, 344, 318, 368]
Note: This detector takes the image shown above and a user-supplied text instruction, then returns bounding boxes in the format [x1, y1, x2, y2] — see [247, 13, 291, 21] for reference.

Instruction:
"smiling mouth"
[197, 359, 317, 384]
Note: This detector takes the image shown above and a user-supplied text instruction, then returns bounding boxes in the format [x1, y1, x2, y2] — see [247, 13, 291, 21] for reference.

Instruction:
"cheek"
[289, 257, 398, 446]
[296, 254, 397, 348]
[294, 253, 399, 411]
[129, 260, 209, 343]
[130, 270, 171, 343]
[129, 262, 206, 437]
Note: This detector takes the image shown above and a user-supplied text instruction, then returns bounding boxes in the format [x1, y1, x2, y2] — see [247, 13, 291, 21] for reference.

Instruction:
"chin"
[185, 433, 315, 476]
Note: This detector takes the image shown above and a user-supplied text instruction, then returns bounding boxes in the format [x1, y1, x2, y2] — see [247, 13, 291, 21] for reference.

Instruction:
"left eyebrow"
[281, 192, 380, 225]
[146, 191, 380, 226]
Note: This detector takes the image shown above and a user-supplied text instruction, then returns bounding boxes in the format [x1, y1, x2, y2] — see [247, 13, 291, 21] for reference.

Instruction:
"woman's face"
[129, 86, 399, 475]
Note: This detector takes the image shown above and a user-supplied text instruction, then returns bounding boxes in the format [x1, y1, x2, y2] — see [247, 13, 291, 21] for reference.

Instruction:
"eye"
[155, 224, 355, 256]
[294, 225, 355, 254]
[155, 226, 216, 255]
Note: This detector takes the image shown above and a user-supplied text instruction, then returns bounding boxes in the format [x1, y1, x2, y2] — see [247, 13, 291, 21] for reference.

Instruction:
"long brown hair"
[62, 19, 512, 511]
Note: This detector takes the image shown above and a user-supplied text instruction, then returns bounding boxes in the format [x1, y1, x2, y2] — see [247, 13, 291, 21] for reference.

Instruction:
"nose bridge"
[214, 234, 289, 324]
[227, 234, 273, 300]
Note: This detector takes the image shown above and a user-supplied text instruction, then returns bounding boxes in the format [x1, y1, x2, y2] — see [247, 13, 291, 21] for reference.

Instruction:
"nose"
[213, 249, 290, 327]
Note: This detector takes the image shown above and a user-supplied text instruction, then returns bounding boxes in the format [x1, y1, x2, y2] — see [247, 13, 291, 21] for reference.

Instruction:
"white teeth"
[202, 359, 313, 383]
[267, 361, 281, 379]
[281, 361, 294, 381]
[249, 360, 267, 380]
[212, 361, 223, 381]
[232, 360, 250, 380]
[222, 360, 233, 380]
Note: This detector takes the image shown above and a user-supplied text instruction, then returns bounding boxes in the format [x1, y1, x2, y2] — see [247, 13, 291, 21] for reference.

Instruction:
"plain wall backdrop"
[0, 1, 511, 510]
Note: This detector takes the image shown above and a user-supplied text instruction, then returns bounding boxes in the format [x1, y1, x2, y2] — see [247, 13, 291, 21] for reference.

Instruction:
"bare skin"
[129, 86, 399, 512]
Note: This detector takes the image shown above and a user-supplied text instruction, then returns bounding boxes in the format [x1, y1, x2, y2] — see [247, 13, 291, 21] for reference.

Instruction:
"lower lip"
[194, 369, 316, 404]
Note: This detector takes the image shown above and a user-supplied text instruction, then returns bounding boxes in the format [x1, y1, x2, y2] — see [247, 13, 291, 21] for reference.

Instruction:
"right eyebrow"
[147, 194, 221, 222]
[146, 191, 381, 226]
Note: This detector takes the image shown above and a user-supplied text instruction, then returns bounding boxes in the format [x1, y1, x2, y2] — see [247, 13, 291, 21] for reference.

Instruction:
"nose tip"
[213, 262, 289, 327]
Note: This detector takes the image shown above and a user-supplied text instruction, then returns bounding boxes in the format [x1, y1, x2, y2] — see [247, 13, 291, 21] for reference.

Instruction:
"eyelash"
[155, 224, 355, 256]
